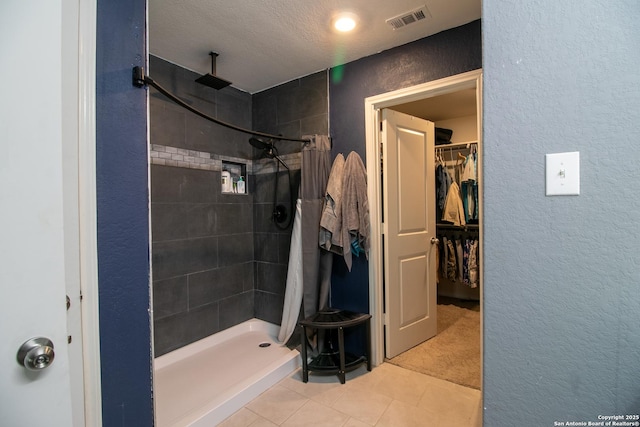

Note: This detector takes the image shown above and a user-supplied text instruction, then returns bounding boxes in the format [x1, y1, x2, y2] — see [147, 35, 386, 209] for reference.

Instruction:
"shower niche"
[221, 161, 247, 194]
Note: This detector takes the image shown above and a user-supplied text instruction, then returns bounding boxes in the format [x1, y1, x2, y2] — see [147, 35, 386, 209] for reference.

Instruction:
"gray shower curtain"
[299, 135, 332, 319]
[278, 134, 331, 344]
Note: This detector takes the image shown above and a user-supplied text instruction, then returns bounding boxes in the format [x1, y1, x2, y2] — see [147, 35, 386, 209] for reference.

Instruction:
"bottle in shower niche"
[237, 176, 245, 194]
[221, 170, 232, 193]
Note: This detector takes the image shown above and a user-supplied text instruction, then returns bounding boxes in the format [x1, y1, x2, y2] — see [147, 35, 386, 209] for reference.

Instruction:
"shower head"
[249, 137, 290, 170]
[249, 137, 277, 158]
[249, 136, 272, 151]
[196, 73, 232, 90]
[195, 52, 232, 90]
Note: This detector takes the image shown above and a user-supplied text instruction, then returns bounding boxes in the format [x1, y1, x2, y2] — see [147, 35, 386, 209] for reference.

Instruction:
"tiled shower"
[149, 55, 328, 356]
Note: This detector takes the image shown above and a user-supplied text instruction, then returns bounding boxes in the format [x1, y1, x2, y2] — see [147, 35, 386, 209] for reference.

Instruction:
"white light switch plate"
[546, 152, 580, 196]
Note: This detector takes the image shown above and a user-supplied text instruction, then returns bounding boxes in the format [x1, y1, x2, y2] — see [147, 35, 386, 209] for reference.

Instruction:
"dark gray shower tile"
[210, 124, 252, 159]
[278, 233, 292, 264]
[154, 303, 221, 356]
[186, 203, 219, 238]
[150, 101, 186, 148]
[150, 55, 181, 93]
[255, 290, 284, 326]
[219, 262, 254, 293]
[300, 114, 329, 137]
[218, 84, 251, 103]
[217, 233, 253, 267]
[184, 114, 216, 153]
[252, 173, 276, 204]
[185, 302, 220, 343]
[243, 262, 255, 292]
[217, 89, 252, 128]
[275, 169, 299, 205]
[254, 203, 277, 233]
[273, 121, 302, 146]
[253, 169, 296, 204]
[180, 169, 218, 203]
[153, 276, 188, 320]
[178, 70, 219, 118]
[218, 291, 254, 330]
[154, 312, 190, 356]
[214, 203, 252, 235]
[151, 165, 180, 202]
[151, 166, 217, 203]
[274, 138, 304, 157]
[188, 269, 221, 308]
[247, 174, 256, 195]
[300, 70, 328, 90]
[151, 203, 188, 242]
[256, 262, 287, 295]
[277, 84, 327, 124]
[152, 237, 218, 281]
[254, 233, 279, 263]
[218, 193, 253, 208]
[252, 91, 278, 134]
[187, 93, 218, 119]
[272, 78, 301, 94]
[188, 264, 246, 308]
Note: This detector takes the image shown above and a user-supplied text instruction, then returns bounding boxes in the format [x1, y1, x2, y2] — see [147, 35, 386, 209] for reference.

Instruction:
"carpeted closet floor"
[386, 296, 481, 390]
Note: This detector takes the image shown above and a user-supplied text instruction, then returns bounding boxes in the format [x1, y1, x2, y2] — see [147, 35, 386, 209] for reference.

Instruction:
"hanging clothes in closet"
[436, 145, 478, 226]
[438, 234, 479, 289]
[435, 145, 479, 289]
[460, 145, 479, 224]
[436, 147, 465, 226]
[435, 151, 452, 222]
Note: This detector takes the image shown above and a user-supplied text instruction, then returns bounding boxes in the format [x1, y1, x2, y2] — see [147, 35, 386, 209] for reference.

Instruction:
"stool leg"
[300, 325, 309, 383]
[365, 319, 372, 371]
[337, 326, 346, 384]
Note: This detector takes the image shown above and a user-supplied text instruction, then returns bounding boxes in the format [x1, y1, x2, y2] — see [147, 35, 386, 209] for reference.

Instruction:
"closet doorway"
[364, 69, 483, 389]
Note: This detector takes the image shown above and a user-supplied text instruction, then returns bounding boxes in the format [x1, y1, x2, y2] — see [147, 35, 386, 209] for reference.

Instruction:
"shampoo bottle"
[221, 170, 231, 192]
[237, 176, 245, 194]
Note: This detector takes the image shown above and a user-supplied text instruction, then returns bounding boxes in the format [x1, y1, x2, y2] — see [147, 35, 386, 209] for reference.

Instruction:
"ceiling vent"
[385, 5, 432, 30]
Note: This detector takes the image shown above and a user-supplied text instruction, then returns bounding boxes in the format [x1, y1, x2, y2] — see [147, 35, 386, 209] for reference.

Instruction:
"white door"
[382, 109, 437, 358]
[0, 0, 82, 424]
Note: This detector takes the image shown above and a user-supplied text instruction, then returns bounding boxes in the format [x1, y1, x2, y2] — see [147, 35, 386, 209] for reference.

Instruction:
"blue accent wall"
[483, 1, 640, 423]
[96, 0, 153, 425]
[329, 21, 482, 315]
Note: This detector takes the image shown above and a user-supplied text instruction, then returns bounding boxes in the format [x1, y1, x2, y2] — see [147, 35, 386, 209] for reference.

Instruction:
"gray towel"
[340, 152, 370, 271]
[319, 153, 345, 253]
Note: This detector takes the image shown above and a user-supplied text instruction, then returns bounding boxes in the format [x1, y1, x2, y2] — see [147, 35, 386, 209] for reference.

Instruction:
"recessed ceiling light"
[333, 12, 357, 32]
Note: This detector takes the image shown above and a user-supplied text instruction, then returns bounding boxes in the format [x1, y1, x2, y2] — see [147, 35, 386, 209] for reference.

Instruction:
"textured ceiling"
[149, 0, 481, 93]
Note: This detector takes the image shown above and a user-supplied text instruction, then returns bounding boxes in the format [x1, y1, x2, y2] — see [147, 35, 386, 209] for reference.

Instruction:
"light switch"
[546, 152, 580, 196]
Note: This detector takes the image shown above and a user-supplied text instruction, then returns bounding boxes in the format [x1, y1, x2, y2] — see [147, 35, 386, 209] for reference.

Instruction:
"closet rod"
[132, 66, 310, 143]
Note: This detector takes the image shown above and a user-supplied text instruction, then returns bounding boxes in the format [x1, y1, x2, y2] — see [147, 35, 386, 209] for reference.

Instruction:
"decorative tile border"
[150, 144, 301, 174]
[150, 144, 217, 170]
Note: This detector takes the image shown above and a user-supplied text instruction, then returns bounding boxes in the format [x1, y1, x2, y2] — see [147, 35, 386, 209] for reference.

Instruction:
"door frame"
[364, 69, 483, 367]
[76, 0, 103, 424]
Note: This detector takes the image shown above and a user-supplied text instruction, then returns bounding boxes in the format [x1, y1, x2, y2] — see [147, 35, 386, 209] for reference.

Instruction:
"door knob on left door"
[17, 337, 55, 371]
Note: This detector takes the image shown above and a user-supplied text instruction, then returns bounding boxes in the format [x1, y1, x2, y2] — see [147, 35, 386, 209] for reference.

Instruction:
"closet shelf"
[436, 223, 479, 231]
[435, 141, 478, 149]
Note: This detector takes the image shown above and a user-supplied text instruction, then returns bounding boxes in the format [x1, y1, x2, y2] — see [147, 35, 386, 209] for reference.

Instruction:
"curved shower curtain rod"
[132, 66, 310, 143]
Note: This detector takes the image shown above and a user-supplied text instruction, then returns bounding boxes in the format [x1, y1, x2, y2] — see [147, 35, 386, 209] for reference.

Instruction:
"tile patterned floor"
[219, 363, 482, 427]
